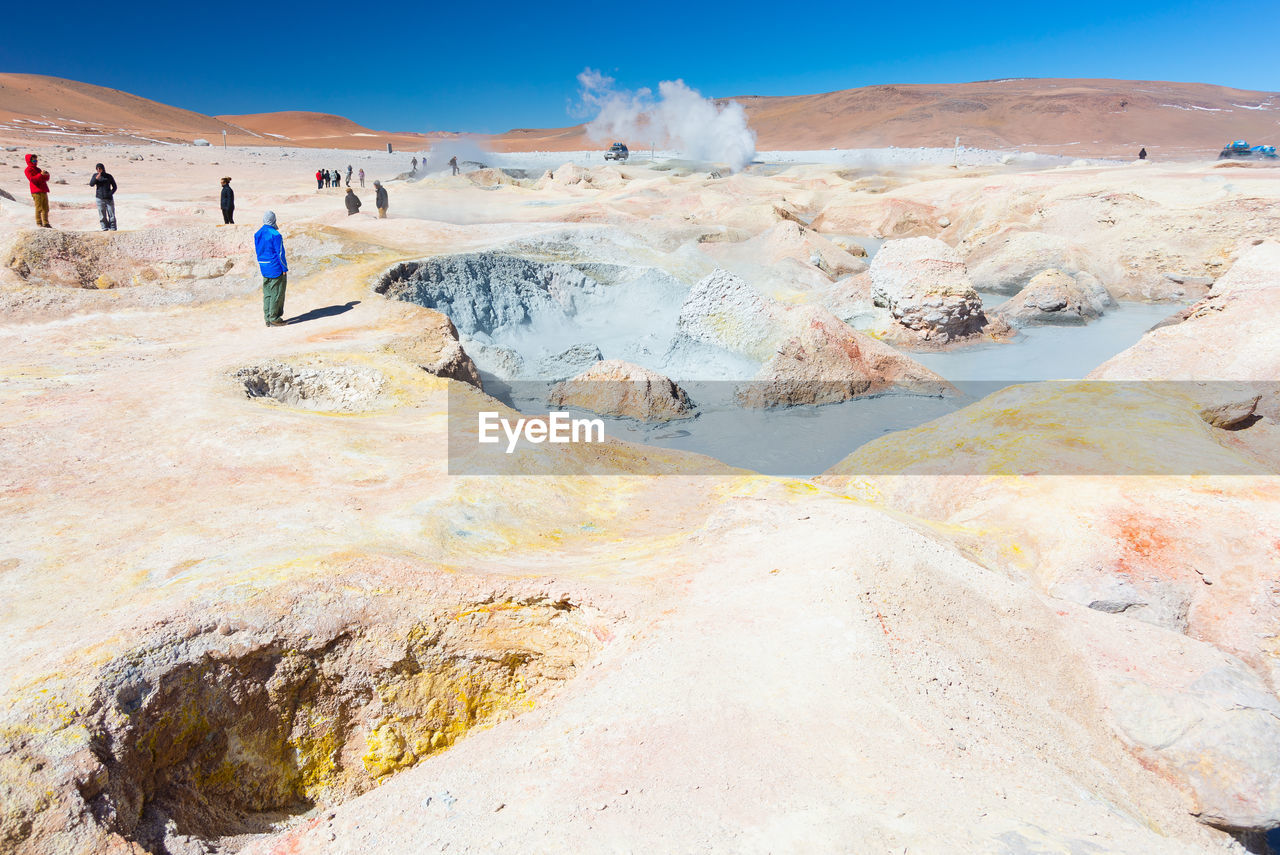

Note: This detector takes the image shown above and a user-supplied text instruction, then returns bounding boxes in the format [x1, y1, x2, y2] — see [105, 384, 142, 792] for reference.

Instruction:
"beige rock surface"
[2, 140, 1279, 855]
[995, 267, 1117, 326]
[549, 359, 693, 421]
[738, 308, 953, 407]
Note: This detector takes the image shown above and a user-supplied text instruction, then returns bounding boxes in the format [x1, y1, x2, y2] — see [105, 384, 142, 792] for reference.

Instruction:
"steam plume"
[576, 69, 757, 172]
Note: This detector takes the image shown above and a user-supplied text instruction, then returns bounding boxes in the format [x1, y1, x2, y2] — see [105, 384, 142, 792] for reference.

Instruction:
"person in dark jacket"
[373, 180, 388, 218]
[449, 156, 459, 176]
[220, 177, 235, 224]
[254, 211, 288, 327]
[25, 154, 51, 228]
[1138, 147, 1148, 160]
[344, 188, 362, 215]
[89, 163, 118, 231]
[332, 167, 341, 189]
[345, 165, 353, 186]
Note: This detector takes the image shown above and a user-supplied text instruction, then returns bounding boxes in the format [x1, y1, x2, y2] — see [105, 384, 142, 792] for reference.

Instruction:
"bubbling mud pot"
[0, 590, 607, 855]
[377, 247, 1183, 476]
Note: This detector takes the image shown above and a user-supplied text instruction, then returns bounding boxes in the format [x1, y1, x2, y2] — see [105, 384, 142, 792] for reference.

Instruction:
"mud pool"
[379, 253, 1187, 476]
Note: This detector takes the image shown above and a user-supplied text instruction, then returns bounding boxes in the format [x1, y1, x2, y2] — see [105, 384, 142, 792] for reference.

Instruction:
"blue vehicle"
[1219, 139, 1277, 159]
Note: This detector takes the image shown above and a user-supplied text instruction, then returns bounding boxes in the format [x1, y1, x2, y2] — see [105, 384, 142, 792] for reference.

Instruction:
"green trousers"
[262, 274, 287, 324]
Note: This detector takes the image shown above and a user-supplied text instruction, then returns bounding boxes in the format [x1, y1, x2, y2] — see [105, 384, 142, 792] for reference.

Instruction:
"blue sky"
[1, 0, 1273, 133]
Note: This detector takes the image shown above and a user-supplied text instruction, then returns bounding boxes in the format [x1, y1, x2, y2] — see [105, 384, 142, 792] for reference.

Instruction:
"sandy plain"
[2, 137, 1280, 855]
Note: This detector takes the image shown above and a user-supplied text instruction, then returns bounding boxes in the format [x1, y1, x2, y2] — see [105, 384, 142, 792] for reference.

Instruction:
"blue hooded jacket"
[254, 224, 287, 278]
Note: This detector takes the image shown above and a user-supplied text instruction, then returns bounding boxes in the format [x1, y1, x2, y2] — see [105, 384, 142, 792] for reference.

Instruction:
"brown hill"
[1, 73, 1276, 158]
[214, 111, 434, 150]
[0, 73, 255, 145]
[727, 78, 1280, 157]
[218, 110, 380, 139]
[487, 79, 1280, 159]
[0, 74, 430, 150]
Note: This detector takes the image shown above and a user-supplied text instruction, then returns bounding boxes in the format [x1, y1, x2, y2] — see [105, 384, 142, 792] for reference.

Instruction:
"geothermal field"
[3, 103, 1280, 855]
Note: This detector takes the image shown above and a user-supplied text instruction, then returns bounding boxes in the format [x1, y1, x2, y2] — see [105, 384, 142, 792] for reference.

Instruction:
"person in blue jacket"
[255, 211, 289, 327]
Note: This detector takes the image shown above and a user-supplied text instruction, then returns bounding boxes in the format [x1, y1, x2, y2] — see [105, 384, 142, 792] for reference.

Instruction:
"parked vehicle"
[604, 142, 629, 161]
[1219, 140, 1278, 159]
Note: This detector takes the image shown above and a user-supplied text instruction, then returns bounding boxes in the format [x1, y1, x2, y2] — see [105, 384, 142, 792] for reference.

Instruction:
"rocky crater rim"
[4, 593, 605, 855]
[234, 359, 389, 413]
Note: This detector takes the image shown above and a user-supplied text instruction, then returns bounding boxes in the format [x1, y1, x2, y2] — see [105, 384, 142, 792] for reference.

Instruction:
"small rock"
[537, 343, 603, 380]
[996, 269, 1116, 327]
[1200, 395, 1261, 429]
[549, 359, 693, 422]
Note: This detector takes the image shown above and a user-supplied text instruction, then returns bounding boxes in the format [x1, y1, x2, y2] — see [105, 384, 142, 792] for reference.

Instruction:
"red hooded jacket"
[25, 154, 49, 194]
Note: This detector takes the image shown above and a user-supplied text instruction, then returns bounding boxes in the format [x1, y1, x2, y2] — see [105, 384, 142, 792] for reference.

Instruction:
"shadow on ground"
[287, 301, 360, 324]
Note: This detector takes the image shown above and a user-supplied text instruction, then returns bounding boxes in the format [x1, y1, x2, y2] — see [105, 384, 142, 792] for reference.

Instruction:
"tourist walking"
[374, 180, 388, 218]
[89, 163, 118, 231]
[24, 154, 51, 228]
[220, 177, 235, 224]
[345, 187, 362, 215]
[255, 211, 289, 327]
[411, 156, 418, 175]
[358, 168, 365, 187]
[346, 165, 353, 186]
[449, 156, 459, 176]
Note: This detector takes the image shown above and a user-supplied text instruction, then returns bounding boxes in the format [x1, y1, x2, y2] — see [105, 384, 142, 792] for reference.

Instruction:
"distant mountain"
[723, 79, 1280, 157]
[0, 74, 427, 150]
[486, 79, 1280, 158]
[1, 73, 1276, 158]
[0, 73, 250, 145]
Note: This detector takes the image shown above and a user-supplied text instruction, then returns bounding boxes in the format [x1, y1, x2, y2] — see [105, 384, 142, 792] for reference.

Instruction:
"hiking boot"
[267, 319, 288, 327]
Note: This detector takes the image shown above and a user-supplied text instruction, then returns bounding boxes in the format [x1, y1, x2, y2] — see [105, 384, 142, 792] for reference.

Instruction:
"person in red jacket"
[25, 154, 51, 228]
[315, 169, 323, 190]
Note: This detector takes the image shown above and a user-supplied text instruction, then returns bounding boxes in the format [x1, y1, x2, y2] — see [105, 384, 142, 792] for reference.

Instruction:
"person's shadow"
[286, 301, 360, 324]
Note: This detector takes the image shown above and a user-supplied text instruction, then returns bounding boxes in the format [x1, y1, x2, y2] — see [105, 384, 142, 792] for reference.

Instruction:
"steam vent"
[4, 69, 1280, 855]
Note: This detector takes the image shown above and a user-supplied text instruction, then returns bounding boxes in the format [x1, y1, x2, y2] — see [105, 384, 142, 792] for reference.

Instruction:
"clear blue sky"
[1, 0, 1273, 133]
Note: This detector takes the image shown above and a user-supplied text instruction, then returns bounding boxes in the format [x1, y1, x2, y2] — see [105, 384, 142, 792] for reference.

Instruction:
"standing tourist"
[344, 187, 362, 215]
[358, 168, 365, 187]
[25, 154, 52, 228]
[89, 163, 118, 231]
[374, 180, 388, 218]
[449, 156, 459, 176]
[255, 211, 289, 327]
[220, 177, 235, 224]
[316, 169, 324, 189]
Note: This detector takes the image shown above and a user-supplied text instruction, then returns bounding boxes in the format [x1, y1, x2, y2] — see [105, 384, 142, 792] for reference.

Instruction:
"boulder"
[549, 360, 693, 421]
[869, 237, 989, 342]
[385, 311, 482, 389]
[996, 269, 1116, 326]
[5, 226, 255, 289]
[1200, 395, 1261, 429]
[1067, 607, 1280, 832]
[674, 269, 790, 363]
[737, 309, 954, 408]
[537, 343, 603, 380]
[465, 343, 526, 381]
[967, 230, 1083, 295]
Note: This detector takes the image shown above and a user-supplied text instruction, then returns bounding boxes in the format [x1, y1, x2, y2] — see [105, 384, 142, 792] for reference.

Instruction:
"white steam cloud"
[576, 69, 757, 172]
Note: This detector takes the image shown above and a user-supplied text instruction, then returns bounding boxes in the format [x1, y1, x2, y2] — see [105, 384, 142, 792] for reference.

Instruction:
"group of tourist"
[316, 166, 364, 189]
[21, 150, 398, 330]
